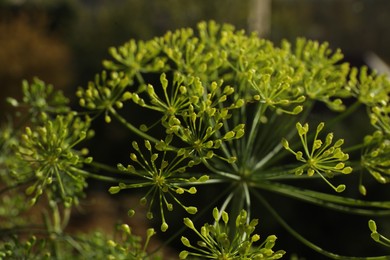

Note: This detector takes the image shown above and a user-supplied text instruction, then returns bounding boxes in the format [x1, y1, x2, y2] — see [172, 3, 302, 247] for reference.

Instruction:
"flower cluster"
[0, 224, 159, 259]
[109, 138, 209, 232]
[14, 112, 93, 206]
[361, 131, 390, 184]
[7, 77, 70, 116]
[282, 122, 352, 192]
[104, 224, 158, 259]
[179, 208, 285, 259]
[76, 71, 132, 123]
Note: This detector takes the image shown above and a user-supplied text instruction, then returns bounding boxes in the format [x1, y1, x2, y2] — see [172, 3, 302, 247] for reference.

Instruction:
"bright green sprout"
[282, 122, 352, 193]
[179, 207, 285, 259]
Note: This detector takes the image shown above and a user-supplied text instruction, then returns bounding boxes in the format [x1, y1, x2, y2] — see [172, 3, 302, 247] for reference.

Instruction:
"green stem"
[69, 166, 132, 183]
[244, 103, 267, 163]
[326, 100, 363, 129]
[202, 159, 241, 181]
[108, 107, 161, 145]
[89, 161, 125, 174]
[256, 101, 314, 170]
[252, 180, 390, 215]
[252, 190, 390, 260]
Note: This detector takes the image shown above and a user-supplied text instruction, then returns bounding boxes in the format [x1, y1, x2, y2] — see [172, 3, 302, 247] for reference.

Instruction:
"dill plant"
[1, 21, 390, 259]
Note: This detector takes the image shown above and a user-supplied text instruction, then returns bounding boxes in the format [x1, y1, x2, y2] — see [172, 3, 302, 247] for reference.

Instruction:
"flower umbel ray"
[109, 139, 208, 232]
[282, 122, 352, 193]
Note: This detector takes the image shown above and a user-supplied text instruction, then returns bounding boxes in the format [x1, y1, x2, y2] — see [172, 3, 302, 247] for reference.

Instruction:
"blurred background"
[1, 0, 390, 119]
[1, 0, 390, 259]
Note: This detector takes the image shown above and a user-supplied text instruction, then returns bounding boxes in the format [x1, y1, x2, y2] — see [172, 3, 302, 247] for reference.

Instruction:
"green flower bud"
[108, 186, 121, 194]
[181, 236, 191, 247]
[186, 206, 198, 214]
[161, 222, 169, 232]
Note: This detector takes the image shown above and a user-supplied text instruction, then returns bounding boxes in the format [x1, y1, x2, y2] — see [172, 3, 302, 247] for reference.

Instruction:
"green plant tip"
[161, 222, 169, 232]
[336, 184, 346, 193]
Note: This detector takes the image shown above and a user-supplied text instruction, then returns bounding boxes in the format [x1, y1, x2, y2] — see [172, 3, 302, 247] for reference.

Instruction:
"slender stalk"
[252, 190, 390, 260]
[69, 166, 130, 183]
[108, 107, 161, 145]
[251, 180, 390, 215]
[244, 103, 267, 163]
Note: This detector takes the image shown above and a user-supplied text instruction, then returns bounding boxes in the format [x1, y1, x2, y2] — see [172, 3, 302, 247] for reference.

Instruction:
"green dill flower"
[104, 224, 158, 259]
[347, 66, 390, 107]
[0, 224, 160, 260]
[282, 122, 352, 192]
[14, 112, 93, 207]
[6, 78, 70, 116]
[292, 39, 349, 111]
[179, 207, 285, 259]
[369, 104, 390, 136]
[361, 131, 390, 184]
[248, 68, 305, 115]
[102, 38, 166, 76]
[76, 71, 131, 123]
[109, 139, 208, 232]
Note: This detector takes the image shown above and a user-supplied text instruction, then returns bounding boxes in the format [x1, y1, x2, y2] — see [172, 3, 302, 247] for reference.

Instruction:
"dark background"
[1, 0, 390, 259]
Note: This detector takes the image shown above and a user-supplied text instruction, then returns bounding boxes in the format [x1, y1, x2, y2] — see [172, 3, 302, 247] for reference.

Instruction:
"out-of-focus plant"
[1, 21, 390, 259]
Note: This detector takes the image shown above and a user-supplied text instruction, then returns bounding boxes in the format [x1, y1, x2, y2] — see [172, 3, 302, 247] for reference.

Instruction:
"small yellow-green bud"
[186, 206, 197, 214]
[334, 162, 345, 170]
[368, 219, 377, 232]
[228, 156, 237, 163]
[342, 167, 352, 174]
[161, 222, 169, 232]
[146, 228, 156, 238]
[122, 91, 132, 100]
[188, 187, 197, 194]
[184, 218, 195, 229]
[107, 240, 116, 248]
[179, 251, 189, 259]
[140, 197, 147, 205]
[252, 234, 260, 242]
[282, 138, 289, 149]
[198, 175, 209, 182]
[121, 224, 131, 234]
[181, 237, 191, 247]
[105, 115, 111, 123]
[128, 209, 135, 217]
[292, 105, 303, 114]
[222, 211, 229, 224]
[359, 184, 367, 196]
[130, 153, 137, 161]
[25, 185, 35, 195]
[108, 186, 121, 194]
[213, 207, 219, 221]
[336, 184, 346, 193]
